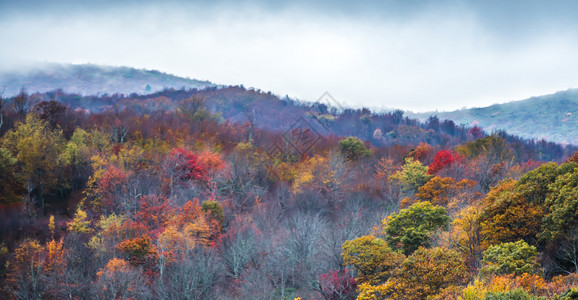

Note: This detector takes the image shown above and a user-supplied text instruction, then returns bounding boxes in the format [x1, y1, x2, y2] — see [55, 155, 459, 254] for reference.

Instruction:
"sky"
[1, 0, 578, 112]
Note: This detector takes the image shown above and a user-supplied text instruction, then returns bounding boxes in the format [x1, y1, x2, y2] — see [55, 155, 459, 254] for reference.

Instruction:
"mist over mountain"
[0, 63, 215, 97]
[410, 89, 578, 145]
[1, 63, 576, 146]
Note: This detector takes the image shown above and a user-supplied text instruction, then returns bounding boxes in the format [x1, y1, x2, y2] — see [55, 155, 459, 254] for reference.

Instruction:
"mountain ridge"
[0, 63, 216, 97]
[1, 63, 576, 145]
[409, 89, 578, 145]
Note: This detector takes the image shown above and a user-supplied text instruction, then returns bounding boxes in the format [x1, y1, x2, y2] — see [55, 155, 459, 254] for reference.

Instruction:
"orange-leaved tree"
[95, 257, 149, 299]
[381, 247, 470, 300]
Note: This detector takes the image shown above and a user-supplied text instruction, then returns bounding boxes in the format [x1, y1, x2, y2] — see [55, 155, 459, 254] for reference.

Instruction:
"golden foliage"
[67, 207, 92, 234]
[342, 235, 405, 285]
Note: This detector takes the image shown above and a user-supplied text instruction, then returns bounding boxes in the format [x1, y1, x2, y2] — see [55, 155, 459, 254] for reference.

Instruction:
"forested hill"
[1, 86, 574, 163]
[0, 63, 215, 97]
[3, 63, 576, 146]
[411, 89, 578, 145]
[2, 72, 578, 299]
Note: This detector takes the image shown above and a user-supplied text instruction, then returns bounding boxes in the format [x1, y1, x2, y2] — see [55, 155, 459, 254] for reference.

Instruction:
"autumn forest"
[0, 86, 578, 299]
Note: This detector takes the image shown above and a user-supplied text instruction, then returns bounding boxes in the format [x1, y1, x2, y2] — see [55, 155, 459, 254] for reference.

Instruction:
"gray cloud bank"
[2, 0, 578, 111]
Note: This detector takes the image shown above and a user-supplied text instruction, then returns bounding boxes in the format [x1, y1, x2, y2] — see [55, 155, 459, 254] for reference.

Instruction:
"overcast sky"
[1, 0, 578, 111]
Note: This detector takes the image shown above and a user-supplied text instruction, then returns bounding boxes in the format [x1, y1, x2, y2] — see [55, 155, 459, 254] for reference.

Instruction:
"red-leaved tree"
[428, 149, 464, 175]
[317, 269, 357, 300]
[163, 148, 208, 197]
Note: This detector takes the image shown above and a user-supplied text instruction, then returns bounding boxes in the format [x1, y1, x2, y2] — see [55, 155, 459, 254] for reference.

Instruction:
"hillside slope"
[2, 63, 576, 146]
[412, 89, 578, 145]
[0, 63, 215, 97]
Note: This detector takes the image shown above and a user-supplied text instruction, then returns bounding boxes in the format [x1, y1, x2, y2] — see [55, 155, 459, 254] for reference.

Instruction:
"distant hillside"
[411, 89, 578, 145]
[2, 63, 576, 146]
[0, 63, 215, 97]
[4, 86, 570, 163]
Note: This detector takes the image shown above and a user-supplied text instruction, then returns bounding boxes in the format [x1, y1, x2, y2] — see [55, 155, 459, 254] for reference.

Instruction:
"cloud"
[1, 0, 578, 111]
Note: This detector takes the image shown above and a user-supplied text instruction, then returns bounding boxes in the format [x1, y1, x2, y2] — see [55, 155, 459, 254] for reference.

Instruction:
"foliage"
[82, 155, 131, 215]
[0, 86, 577, 299]
[171, 147, 208, 182]
[383, 201, 450, 255]
[98, 165, 131, 214]
[479, 162, 577, 255]
[374, 157, 401, 182]
[44, 239, 66, 274]
[480, 240, 541, 277]
[557, 288, 578, 300]
[568, 152, 578, 164]
[134, 195, 173, 231]
[88, 213, 127, 258]
[456, 135, 514, 164]
[483, 288, 536, 300]
[163, 147, 208, 197]
[292, 154, 346, 195]
[537, 163, 578, 274]
[170, 199, 214, 247]
[0, 147, 22, 206]
[383, 247, 470, 299]
[407, 142, 433, 164]
[317, 269, 357, 300]
[452, 206, 483, 270]
[428, 149, 464, 175]
[478, 179, 544, 249]
[339, 136, 370, 161]
[179, 95, 220, 123]
[391, 157, 433, 194]
[117, 234, 154, 266]
[67, 207, 92, 234]
[6, 239, 46, 299]
[541, 164, 578, 242]
[31, 100, 67, 129]
[409, 176, 477, 211]
[197, 149, 229, 181]
[95, 257, 150, 299]
[202, 200, 225, 230]
[356, 282, 390, 300]
[341, 236, 404, 285]
[48, 215, 55, 236]
[2, 114, 66, 214]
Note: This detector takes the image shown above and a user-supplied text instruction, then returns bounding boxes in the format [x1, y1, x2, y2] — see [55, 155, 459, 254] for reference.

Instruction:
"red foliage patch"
[428, 149, 464, 175]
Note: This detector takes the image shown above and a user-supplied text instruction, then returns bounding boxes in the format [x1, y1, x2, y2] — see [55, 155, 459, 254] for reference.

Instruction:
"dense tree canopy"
[480, 240, 541, 277]
[383, 201, 450, 255]
[0, 88, 576, 299]
[342, 235, 405, 285]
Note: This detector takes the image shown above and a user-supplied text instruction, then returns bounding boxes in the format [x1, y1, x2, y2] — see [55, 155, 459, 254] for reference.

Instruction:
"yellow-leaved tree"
[2, 114, 65, 216]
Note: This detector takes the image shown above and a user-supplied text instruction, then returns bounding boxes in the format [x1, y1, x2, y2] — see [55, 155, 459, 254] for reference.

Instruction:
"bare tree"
[161, 150, 191, 199]
[110, 105, 130, 144]
[157, 249, 223, 300]
[224, 148, 269, 210]
[327, 150, 349, 200]
[265, 245, 299, 300]
[220, 226, 260, 281]
[283, 213, 328, 290]
[93, 258, 151, 300]
[110, 120, 129, 144]
[550, 231, 578, 275]
[243, 108, 257, 141]
[12, 88, 31, 120]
